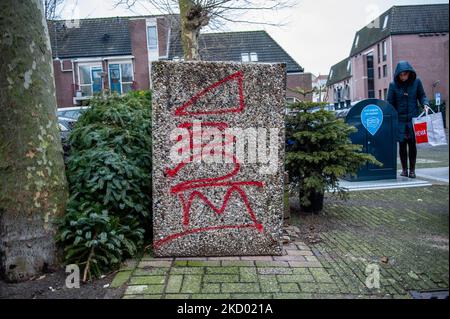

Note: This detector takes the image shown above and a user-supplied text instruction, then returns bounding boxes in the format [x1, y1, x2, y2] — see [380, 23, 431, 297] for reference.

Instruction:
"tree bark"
[0, 0, 68, 282]
[179, 0, 208, 61]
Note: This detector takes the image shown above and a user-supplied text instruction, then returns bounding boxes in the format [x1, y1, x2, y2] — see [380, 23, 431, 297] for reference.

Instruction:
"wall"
[350, 36, 393, 102]
[129, 18, 150, 90]
[53, 59, 74, 107]
[392, 33, 449, 109]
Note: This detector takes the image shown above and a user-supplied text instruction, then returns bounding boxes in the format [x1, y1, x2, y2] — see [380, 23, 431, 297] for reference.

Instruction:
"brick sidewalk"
[112, 185, 449, 299]
[114, 236, 336, 299]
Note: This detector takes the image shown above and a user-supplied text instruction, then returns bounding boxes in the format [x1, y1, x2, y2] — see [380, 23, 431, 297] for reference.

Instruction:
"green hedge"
[57, 91, 152, 281]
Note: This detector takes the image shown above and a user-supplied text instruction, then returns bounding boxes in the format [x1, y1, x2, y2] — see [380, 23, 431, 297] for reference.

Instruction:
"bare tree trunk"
[0, 0, 68, 282]
[179, 0, 208, 61]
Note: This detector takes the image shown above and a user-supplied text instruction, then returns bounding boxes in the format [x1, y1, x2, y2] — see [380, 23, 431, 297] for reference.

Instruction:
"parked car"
[57, 106, 89, 120]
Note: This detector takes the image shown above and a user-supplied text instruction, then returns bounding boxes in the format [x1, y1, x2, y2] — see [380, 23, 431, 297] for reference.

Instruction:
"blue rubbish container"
[344, 99, 398, 181]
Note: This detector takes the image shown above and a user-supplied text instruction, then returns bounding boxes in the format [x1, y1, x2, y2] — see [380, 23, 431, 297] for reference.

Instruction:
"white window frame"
[354, 35, 359, 48]
[147, 25, 158, 50]
[382, 15, 389, 29]
[241, 53, 250, 62]
[250, 52, 258, 62]
[77, 62, 103, 97]
[382, 41, 387, 61]
[146, 18, 159, 62]
[108, 60, 134, 95]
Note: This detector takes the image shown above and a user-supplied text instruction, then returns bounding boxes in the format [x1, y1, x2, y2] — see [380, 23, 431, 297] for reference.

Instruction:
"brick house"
[48, 15, 309, 107]
[326, 4, 449, 122]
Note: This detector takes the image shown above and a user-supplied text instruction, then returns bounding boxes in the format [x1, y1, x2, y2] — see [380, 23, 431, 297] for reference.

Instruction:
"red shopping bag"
[414, 121, 429, 144]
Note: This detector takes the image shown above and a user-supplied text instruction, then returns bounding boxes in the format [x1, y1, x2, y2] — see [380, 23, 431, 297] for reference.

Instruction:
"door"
[109, 64, 121, 94]
[91, 67, 103, 94]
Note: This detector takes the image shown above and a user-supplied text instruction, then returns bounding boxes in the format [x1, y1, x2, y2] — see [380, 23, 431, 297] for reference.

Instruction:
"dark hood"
[394, 61, 417, 84]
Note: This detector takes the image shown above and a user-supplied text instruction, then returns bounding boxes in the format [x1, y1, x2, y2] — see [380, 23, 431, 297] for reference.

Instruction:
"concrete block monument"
[152, 61, 285, 257]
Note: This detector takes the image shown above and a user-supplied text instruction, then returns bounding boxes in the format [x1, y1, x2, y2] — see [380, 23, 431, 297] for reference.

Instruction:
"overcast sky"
[57, 0, 449, 76]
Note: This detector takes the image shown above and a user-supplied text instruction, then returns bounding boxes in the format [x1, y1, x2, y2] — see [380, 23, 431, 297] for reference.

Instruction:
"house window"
[378, 66, 381, 79]
[286, 97, 299, 104]
[78, 64, 103, 97]
[382, 40, 387, 61]
[354, 35, 359, 48]
[108, 62, 134, 95]
[379, 90, 382, 99]
[383, 64, 388, 78]
[347, 60, 351, 72]
[147, 26, 158, 49]
[241, 53, 250, 62]
[366, 53, 375, 98]
[383, 88, 388, 99]
[377, 43, 381, 64]
[250, 52, 258, 62]
[329, 70, 333, 79]
[382, 15, 389, 29]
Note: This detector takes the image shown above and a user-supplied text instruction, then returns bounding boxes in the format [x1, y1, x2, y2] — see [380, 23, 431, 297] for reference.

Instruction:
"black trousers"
[399, 138, 417, 172]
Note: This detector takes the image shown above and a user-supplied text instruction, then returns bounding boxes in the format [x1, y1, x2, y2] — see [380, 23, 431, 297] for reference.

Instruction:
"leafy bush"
[286, 101, 380, 212]
[57, 91, 152, 281]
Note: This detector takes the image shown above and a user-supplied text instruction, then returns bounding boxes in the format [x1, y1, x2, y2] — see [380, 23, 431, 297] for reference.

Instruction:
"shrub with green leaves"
[286, 101, 380, 210]
[57, 91, 151, 281]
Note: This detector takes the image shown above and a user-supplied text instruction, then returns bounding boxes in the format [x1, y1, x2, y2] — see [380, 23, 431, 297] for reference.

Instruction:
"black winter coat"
[387, 61, 429, 142]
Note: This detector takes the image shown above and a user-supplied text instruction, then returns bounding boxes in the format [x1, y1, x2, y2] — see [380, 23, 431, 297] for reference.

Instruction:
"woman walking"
[387, 61, 430, 178]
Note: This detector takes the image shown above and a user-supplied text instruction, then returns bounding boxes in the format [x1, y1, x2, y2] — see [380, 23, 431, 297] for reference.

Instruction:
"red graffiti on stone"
[154, 71, 265, 249]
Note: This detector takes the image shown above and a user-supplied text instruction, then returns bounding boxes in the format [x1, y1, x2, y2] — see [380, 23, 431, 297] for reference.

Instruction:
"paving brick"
[187, 261, 221, 267]
[122, 294, 162, 299]
[273, 293, 313, 299]
[305, 255, 319, 262]
[111, 271, 132, 288]
[204, 274, 239, 283]
[134, 268, 169, 276]
[192, 294, 231, 299]
[231, 294, 273, 299]
[129, 276, 165, 285]
[166, 275, 183, 293]
[221, 261, 255, 267]
[280, 283, 301, 293]
[276, 274, 315, 283]
[288, 261, 322, 268]
[138, 260, 172, 268]
[259, 275, 280, 293]
[202, 283, 221, 294]
[241, 256, 274, 261]
[181, 275, 202, 294]
[258, 267, 294, 275]
[173, 260, 188, 267]
[273, 255, 306, 261]
[164, 294, 191, 299]
[240, 267, 258, 282]
[309, 269, 334, 283]
[205, 267, 239, 274]
[221, 283, 261, 293]
[256, 261, 290, 268]
[170, 267, 204, 275]
[207, 256, 241, 261]
[125, 285, 164, 295]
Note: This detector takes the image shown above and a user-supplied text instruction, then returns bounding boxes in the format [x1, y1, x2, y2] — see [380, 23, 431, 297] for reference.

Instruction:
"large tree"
[0, 0, 68, 282]
[116, 0, 294, 60]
